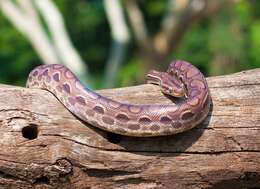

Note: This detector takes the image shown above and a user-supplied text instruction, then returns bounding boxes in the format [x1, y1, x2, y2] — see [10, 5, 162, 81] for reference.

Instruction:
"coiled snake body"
[27, 60, 210, 137]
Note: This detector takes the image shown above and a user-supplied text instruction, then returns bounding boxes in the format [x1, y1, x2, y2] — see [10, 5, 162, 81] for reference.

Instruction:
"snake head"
[146, 70, 186, 98]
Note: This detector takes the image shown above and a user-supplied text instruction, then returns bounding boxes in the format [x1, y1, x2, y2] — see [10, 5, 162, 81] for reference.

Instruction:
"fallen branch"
[0, 68, 260, 188]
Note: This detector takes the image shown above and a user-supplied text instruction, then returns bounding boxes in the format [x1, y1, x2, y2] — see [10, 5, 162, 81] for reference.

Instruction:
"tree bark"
[0, 68, 260, 188]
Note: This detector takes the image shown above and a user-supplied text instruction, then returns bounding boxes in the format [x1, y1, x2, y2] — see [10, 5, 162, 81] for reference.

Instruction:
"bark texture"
[0, 69, 260, 188]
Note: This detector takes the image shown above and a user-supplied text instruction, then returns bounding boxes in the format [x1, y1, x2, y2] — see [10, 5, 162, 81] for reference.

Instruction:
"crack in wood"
[0, 170, 20, 181]
[39, 133, 260, 154]
[114, 177, 160, 187]
[228, 136, 243, 151]
[84, 168, 140, 178]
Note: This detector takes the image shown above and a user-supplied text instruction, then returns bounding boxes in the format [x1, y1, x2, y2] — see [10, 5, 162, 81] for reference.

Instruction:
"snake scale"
[26, 60, 211, 137]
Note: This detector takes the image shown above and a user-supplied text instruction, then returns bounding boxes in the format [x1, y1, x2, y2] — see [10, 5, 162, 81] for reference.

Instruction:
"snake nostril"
[22, 124, 38, 140]
[106, 132, 121, 144]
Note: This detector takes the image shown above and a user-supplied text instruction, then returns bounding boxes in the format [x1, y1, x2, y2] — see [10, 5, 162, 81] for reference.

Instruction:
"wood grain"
[0, 68, 260, 188]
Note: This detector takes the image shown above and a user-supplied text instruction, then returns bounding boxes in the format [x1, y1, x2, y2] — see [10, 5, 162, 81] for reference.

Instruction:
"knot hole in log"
[22, 124, 38, 140]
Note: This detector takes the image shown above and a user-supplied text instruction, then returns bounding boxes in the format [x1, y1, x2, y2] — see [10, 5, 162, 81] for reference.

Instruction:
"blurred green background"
[0, 0, 259, 89]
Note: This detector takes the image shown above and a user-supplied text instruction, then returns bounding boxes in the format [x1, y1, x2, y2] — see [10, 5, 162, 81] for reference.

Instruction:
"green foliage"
[174, 24, 211, 76]
[209, 12, 238, 57]
[118, 56, 143, 86]
[249, 22, 260, 68]
[138, 0, 167, 34]
[55, 0, 110, 73]
[0, 13, 40, 85]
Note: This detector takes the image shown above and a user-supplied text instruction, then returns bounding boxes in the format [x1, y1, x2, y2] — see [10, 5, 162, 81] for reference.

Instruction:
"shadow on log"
[0, 69, 260, 188]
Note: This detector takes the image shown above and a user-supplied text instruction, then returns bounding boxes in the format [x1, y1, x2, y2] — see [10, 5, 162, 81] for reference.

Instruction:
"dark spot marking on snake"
[93, 106, 105, 114]
[128, 124, 140, 130]
[181, 111, 194, 120]
[68, 97, 75, 105]
[102, 116, 114, 125]
[139, 117, 152, 125]
[86, 109, 95, 116]
[115, 114, 129, 122]
[150, 125, 160, 131]
[53, 73, 60, 82]
[32, 70, 38, 76]
[160, 116, 172, 124]
[22, 124, 38, 140]
[63, 83, 71, 93]
[75, 96, 86, 105]
[172, 121, 182, 128]
[42, 69, 48, 76]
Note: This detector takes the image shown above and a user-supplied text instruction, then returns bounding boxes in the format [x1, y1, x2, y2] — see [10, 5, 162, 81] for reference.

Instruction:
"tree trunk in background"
[125, 0, 241, 81]
[0, 0, 89, 83]
[103, 0, 130, 88]
[210, 55, 238, 76]
[209, 7, 245, 76]
[0, 68, 260, 188]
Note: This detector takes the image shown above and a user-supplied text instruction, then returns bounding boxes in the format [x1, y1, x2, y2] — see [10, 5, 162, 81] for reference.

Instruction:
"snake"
[26, 60, 211, 137]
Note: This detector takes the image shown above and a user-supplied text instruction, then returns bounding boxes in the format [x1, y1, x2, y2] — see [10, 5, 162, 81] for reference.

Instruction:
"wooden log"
[0, 68, 260, 189]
